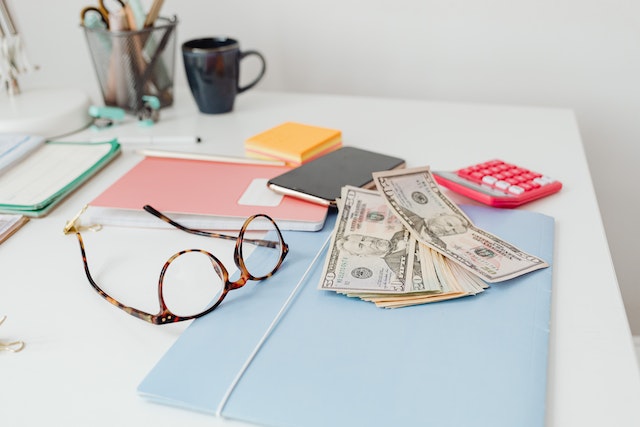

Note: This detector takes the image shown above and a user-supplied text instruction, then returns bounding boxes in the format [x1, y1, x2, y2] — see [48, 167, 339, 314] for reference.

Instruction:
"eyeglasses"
[63, 205, 289, 325]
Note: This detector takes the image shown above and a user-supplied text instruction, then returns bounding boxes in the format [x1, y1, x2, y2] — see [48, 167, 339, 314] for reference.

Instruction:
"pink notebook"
[86, 157, 328, 231]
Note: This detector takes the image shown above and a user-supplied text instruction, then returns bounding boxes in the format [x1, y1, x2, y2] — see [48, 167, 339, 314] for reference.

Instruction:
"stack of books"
[245, 122, 342, 166]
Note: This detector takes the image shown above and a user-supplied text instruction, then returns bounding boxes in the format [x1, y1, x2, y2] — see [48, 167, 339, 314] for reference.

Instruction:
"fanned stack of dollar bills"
[318, 167, 548, 308]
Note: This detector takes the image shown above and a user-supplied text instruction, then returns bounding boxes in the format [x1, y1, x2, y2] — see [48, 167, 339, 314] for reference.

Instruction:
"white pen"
[92, 136, 202, 144]
[135, 149, 287, 166]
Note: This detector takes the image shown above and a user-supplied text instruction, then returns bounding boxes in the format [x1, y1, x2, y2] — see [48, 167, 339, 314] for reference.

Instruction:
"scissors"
[80, 0, 125, 29]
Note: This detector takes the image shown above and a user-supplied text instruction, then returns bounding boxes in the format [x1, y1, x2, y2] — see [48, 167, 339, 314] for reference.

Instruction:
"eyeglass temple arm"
[73, 231, 160, 324]
[143, 205, 237, 239]
[143, 205, 280, 248]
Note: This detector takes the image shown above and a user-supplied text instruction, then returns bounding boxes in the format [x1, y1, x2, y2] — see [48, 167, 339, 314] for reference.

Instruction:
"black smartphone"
[267, 146, 406, 206]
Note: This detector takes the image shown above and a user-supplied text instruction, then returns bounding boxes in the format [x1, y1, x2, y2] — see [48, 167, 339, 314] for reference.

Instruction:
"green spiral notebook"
[0, 138, 121, 217]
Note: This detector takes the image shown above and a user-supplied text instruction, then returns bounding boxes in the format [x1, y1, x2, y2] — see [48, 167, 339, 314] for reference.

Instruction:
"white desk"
[2, 90, 639, 426]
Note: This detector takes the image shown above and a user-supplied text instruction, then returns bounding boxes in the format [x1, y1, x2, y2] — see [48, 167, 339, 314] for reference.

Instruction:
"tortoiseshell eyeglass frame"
[64, 204, 289, 325]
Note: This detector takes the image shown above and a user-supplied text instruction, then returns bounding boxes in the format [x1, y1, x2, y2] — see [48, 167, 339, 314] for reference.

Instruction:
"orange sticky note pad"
[245, 122, 342, 165]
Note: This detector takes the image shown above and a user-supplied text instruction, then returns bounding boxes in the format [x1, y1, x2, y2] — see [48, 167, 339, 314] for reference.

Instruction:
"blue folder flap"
[138, 205, 555, 427]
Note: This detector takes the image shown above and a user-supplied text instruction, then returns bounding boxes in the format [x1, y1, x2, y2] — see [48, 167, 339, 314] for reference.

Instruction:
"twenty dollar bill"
[372, 166, 548, 282]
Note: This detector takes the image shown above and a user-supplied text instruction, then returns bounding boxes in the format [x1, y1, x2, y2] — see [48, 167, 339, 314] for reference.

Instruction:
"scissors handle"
[81, 0, 125, 28]
[81, 6, 109, 28]
[99, 0, 125, 15]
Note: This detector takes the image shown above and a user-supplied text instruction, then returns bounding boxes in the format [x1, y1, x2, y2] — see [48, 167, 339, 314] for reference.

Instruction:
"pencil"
[143, 0, 164, 28]
[136, 149, 288, 166]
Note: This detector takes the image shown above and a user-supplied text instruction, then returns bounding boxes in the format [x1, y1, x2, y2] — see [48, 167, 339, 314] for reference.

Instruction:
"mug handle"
[237, 50, 267, 93]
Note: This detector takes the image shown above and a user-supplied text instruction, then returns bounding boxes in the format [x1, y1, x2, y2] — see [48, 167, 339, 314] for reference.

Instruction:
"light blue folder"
[138, 205, 555, 427]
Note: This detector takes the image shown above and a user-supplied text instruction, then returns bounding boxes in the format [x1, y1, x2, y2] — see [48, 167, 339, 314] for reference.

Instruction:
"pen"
[136, 149, 287, 166]
[93, 136, 202, 144]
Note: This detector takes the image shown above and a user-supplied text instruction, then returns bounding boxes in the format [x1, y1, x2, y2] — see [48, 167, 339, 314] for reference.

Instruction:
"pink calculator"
[432, 159, 562, 208]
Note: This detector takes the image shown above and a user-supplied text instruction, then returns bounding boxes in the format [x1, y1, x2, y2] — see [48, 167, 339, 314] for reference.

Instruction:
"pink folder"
[87, 156, 328, 231]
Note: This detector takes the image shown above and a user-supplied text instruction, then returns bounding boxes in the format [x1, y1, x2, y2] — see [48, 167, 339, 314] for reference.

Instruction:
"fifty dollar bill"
[319, 186, 425, 294]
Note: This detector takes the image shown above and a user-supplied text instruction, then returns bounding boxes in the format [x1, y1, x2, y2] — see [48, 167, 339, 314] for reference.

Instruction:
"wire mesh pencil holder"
[83, 16, 178, 113]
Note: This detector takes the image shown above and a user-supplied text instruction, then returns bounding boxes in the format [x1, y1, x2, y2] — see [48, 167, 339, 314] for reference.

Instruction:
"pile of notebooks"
[0, 134, 120, 217]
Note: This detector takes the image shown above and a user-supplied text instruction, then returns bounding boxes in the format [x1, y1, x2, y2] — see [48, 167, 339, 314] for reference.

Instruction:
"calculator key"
[469, 171, 484, 182]
[495, 180, 510, 190]
[458, 170, 473, 179]
[482, 176, 497, 185]
[533, 176, 556, 186]
[508, 185, 525, 195]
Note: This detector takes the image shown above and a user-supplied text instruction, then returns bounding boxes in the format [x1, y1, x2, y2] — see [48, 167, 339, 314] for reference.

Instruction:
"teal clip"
[88, 105, 126, 130]
[137, 95, 161, 127]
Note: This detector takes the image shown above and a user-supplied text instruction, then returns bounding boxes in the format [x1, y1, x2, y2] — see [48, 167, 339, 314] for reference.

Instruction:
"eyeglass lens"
[240, 216, 286, 278]
[161, 250, 225, 317]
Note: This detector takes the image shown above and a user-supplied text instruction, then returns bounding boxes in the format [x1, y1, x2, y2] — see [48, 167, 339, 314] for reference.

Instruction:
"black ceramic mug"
[182, 37, 266, 114]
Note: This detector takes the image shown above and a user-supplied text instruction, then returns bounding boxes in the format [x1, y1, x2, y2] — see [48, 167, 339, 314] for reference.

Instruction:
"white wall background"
[7, 0, 640, 332]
